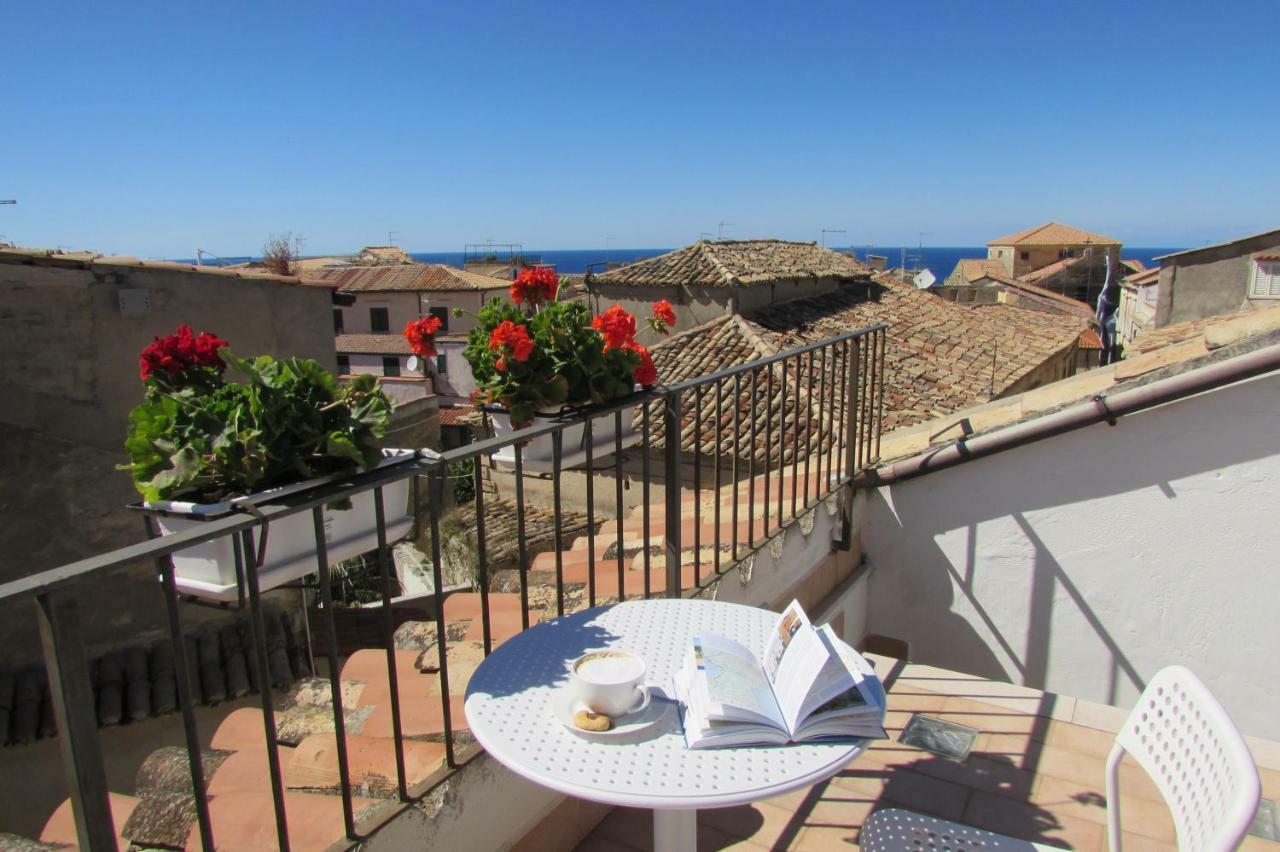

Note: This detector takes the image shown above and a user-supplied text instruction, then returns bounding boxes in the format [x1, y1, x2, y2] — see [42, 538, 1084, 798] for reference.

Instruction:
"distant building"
[305, 263, 512, 404]
[939, 222, 1123, 310]
[1116, 266, 1160, 348]
[588, 239, 873, 341]
[986, 222, 1122, 278]
[1152, 228, 1280, 327]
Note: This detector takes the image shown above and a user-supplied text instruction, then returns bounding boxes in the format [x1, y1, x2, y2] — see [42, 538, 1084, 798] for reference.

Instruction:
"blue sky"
[3, 0, 1277, 257]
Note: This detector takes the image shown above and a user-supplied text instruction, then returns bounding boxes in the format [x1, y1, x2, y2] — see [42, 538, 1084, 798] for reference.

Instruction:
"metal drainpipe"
[858, 342, 1280, 487]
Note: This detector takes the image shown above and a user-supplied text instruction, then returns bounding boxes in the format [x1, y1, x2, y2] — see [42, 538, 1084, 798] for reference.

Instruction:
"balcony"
[3, 321, 1279, 851]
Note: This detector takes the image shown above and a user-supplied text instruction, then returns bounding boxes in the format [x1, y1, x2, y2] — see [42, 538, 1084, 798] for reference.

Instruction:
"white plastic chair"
[1106, 665, 1260, 851]
[860, 665, 1260, 851]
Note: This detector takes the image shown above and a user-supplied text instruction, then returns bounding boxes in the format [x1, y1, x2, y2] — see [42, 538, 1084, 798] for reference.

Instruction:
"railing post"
[35, 591, 116, 852]
[845, 337, 861, 480]
[663, 388, 682, 598]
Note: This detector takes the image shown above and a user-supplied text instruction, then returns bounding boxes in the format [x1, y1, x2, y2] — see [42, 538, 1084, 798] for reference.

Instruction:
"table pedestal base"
[653, 808, 696, 851]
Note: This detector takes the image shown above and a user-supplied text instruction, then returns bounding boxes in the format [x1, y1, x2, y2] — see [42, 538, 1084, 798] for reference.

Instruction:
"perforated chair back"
[1106, 665, 1260, 851]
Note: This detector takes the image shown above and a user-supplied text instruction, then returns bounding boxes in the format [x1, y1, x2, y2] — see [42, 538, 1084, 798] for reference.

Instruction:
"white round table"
[464, 598, 868, 851]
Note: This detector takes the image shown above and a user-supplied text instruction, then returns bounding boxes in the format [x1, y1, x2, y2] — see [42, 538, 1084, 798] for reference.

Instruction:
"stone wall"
[0, 257, 336, 656]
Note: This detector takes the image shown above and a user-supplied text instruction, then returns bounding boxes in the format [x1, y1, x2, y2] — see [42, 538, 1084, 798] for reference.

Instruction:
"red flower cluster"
[511, 267, 559, 306]
[652, 300, 676, 328]
[591, 305, 637, 351]
[488, 320, 534, 371]
[139, 325, 228, 382]
[629, 342, 658, 386]
[403, 316, 443, 358]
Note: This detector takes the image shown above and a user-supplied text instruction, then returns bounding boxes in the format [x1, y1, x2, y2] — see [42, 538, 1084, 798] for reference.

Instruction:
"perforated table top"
[464, 598, 867, 810]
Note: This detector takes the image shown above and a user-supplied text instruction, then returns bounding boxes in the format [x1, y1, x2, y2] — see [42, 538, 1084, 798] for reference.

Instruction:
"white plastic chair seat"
[860, 808, 1065, 850]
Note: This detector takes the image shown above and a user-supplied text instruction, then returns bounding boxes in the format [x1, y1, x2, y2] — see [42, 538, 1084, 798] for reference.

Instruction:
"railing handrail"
[1, 323, 886, 606]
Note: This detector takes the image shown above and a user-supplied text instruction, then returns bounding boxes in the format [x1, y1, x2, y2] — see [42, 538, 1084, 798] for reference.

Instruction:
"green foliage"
[121, 352, 395, 502]
[464, 298, 640, 424]
[449, 459, 476, 504]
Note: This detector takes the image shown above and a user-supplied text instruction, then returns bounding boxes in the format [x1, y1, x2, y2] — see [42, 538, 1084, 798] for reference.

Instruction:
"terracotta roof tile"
[988, 222, 1121, 247]
[1126, 305, 1280, 354]
[1124, 266, 1160, 286]
[334, 334, 412, 355]
[1018, 256, 1081, 284]
[1078, 329, 1103, 350]
[596, 239, 871, 288]
[437, 405, 484, 427]
[651, 274, 1085, 440]
[954, 259, 1008, 283]
[307, 264, 510, 293]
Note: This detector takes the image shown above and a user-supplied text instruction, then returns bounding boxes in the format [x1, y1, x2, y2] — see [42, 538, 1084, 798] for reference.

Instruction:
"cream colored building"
[1116, 266, 1160, 348]
[986, 222, 1122, 278]
[305, 263, 513, 405]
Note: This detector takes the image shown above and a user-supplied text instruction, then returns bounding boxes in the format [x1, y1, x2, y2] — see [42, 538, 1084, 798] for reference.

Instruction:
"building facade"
[1153, 228, 1280, 327]
[307, 263, 514, 405]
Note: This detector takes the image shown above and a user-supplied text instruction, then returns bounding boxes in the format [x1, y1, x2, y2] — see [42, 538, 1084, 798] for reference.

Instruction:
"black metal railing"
[0, 325, 885, 852]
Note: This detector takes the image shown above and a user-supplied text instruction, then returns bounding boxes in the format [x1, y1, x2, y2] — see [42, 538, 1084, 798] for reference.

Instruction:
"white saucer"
[551, 686, 672, 741]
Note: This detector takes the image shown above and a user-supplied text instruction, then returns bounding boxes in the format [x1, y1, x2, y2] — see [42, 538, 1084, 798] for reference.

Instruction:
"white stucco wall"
[862, 369, 1280, 740]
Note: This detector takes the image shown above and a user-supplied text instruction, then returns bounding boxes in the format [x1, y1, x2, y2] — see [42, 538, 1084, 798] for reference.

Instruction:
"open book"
[671, 600, 887, 749]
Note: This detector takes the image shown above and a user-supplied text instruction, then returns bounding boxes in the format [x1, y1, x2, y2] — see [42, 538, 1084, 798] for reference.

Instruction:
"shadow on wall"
[862, 371, 1280, 714]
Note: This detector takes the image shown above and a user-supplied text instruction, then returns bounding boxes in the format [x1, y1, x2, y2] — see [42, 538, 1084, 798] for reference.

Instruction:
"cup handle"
[627, 685, 651, 715]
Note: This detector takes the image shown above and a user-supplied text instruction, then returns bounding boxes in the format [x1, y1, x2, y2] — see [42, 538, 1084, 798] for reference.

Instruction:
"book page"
[763, 601, 837, 733]
[694, 634, 786, 728]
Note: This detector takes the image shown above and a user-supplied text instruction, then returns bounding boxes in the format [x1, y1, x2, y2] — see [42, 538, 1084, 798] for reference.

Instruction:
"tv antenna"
[821, 228, 846, 248]
[717, 221, 734, 239]
[387, 230, 400, 246]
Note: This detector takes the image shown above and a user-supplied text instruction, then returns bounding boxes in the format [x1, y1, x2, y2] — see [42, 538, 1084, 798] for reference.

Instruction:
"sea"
[179, 246, 1182, 275]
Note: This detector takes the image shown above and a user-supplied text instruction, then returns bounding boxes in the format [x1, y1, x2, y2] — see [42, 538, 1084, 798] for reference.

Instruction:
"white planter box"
[145, 450, 416, 602]
[487, 403, 642, 471]
[488, 407, 585, 468]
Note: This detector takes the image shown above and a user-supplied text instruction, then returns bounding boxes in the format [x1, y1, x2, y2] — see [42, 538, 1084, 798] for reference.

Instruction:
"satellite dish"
[406, 356, 421, 372]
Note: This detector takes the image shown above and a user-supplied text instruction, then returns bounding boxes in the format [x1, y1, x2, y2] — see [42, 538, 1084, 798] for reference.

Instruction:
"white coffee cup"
[569, 650, 650, 717]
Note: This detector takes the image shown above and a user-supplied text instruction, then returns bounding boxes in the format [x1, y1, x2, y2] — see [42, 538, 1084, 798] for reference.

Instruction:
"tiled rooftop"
[953, 259, 1008, 284]
[988, 223, 1121, 247]
[1129, 303, 1280, 355]
[576, 655, 1280, 851]
[645, 273, 1085, 444]
[334, 333, 414, 355]
[307, 263, 510, 292]
[595, 240, 871, 288]
[743, 275, 1084, 431]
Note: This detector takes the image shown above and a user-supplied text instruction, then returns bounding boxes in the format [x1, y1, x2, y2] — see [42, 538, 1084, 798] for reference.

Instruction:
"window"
[429, 306, 449, 332]
[382, 356, 401, 377]
[1019, 251, 1030, 261]
[370, 307, 390, 333]
[1251, 260, 1280, 299]
[336, 354, 350, 374]
[333, 309, 344, 334]
[436, 353, 448, 374]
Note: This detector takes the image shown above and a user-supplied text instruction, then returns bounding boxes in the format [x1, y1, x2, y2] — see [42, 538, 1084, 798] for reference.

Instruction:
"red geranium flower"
[139, 324, 228, 382]
[591, 305, 637, 351]
[652, 300, 676, 328]
[511, 267, 559, 306]
[630, 343, 658, 386]
[404, 316, 443, 358]
[488, 320, 534, 364]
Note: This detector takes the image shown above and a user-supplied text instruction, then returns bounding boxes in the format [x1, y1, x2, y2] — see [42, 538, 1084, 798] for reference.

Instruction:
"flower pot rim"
[481, 387, 650, 421]
[134, 448, 419, 520]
